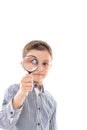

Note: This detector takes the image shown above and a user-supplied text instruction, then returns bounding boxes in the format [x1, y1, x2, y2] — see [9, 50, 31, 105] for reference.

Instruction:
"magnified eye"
[23, 55, 39, 73]
[32, 59, 38, 65]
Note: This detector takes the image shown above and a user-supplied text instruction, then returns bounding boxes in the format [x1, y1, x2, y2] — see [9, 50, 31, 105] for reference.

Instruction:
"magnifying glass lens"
[23, 55, 38, 73]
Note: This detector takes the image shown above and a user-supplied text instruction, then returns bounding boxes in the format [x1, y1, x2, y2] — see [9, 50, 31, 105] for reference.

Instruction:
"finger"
[21, 76, 33, 83]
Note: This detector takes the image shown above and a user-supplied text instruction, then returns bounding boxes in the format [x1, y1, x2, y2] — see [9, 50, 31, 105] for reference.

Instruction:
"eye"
[43, 62, 49, 66]
[32, 59, 38, 65]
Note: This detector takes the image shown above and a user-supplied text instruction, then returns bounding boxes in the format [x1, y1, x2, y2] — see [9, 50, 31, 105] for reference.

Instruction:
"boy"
[0, 40, 57, 130]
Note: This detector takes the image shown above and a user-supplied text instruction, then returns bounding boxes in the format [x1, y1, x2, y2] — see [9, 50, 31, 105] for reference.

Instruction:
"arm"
[0, 74, 33, 129]
[49, 102, 57, 130]
[12, 74, 33, 109]
[0, 85, 23, 129]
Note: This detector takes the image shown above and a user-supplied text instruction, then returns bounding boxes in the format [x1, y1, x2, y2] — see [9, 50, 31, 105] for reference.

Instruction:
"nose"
[37, 64, 43, 71]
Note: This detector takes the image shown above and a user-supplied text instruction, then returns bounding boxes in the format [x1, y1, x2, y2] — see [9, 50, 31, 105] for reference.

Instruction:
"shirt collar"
[33, 83, 44, 93]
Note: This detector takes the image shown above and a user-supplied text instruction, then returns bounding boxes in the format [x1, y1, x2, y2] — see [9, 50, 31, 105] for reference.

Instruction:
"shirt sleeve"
[0, 85, 23, 129]
[49, 101, 57, 130]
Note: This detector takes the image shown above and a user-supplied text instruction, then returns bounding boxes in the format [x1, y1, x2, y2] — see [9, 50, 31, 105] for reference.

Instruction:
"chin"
[33, 79, 43, 84]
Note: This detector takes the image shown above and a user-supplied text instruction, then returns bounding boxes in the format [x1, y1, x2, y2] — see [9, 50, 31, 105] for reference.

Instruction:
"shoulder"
[4, 84, 20, 99]
[6, 84, 19, 93]
[2, 84, 20, 104]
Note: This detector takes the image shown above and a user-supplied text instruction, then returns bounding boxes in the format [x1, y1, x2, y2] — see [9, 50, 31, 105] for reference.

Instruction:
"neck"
[34, 81, 42, 91]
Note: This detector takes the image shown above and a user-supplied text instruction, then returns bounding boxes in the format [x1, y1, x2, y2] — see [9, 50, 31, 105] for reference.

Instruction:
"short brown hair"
[22, 40, 53, 59]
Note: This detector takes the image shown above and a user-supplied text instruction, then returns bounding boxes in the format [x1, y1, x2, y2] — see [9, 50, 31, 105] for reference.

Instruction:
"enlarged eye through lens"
[23, 55, 39, 74]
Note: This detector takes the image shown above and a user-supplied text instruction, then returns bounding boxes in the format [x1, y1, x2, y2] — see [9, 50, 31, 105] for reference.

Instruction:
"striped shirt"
[0, 84, 57, 130]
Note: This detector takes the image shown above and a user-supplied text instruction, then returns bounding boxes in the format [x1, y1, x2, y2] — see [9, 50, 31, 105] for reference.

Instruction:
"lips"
[33, 73, 43, 76]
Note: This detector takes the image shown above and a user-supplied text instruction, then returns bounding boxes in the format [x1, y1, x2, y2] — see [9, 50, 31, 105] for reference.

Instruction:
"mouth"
[33, 73, 43, 76]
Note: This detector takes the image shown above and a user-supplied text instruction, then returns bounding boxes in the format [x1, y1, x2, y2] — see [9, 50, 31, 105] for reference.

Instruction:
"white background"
[0, 0, 87, 130]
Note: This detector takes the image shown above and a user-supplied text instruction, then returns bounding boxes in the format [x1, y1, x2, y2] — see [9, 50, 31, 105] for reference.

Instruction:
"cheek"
[43, 70, 50, 77]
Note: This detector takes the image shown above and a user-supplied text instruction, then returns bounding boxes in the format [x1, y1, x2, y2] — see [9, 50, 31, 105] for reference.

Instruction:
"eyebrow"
[43, 60, 51, 63]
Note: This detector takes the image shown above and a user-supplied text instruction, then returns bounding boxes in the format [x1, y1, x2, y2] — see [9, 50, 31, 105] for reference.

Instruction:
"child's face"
[23, 49, 52, 85]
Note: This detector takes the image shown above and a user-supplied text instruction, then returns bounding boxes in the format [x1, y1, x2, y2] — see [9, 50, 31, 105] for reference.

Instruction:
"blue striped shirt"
[0, 84, 57, 130]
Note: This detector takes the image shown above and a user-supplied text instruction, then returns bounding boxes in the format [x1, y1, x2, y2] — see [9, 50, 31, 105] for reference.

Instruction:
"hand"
[12, 74, 33, 109]
[20, 73, 33, 96]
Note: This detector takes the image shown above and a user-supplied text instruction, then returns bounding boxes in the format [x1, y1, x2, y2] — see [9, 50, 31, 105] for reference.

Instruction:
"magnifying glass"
[22, 55, 39, 74]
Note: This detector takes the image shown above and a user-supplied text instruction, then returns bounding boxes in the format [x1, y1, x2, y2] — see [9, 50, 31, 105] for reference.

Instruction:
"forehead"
[26, 49, 52, 61]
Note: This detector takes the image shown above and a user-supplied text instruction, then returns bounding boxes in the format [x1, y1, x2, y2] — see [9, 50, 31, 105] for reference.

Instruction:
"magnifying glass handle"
[28, 71, 36, 87]
[28, 71, 32, 74]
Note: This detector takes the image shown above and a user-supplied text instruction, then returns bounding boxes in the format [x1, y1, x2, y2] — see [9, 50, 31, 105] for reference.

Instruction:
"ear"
[20, 61, 23, 67]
